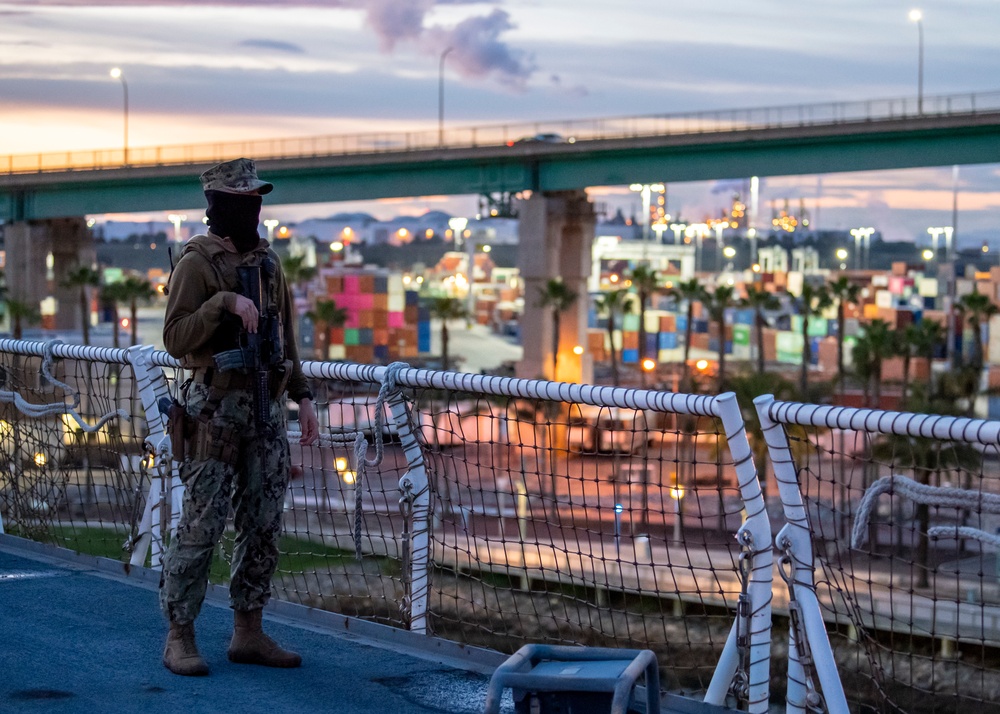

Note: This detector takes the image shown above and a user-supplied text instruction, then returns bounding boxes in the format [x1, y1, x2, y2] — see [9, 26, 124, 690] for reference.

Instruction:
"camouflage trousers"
[159, 381, 291, 625]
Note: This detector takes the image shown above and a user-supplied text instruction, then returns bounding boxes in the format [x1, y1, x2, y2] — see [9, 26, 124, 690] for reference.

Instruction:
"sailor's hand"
[298, 398, 319, 446]
[230, 295, 259, 332]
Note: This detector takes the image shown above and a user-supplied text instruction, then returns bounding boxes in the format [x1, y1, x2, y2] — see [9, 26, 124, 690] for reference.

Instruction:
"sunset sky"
[2, 0, 999, 243]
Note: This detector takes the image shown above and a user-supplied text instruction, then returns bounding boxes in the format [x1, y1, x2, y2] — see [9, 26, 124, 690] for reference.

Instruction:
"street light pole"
[110, 67, 129, 166]
[438, 47, 454, 148]
[909, 9, 924, 114]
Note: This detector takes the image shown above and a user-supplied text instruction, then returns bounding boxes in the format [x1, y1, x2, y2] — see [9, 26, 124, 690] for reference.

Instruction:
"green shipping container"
[733, 324, 751, 347]
[776, 331, 804, 364]
[344, 328, 360, 346]
[791, 315, 829, 338]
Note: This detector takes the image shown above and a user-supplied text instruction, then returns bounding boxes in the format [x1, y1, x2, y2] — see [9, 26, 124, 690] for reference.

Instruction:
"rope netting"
[0, 341, 175, 560]
[287, 363, 771, 707]
[763, 400, 1000, 714]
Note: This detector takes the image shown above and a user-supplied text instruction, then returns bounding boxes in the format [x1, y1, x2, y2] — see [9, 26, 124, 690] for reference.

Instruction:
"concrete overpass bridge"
[3, 90, 1000, 382]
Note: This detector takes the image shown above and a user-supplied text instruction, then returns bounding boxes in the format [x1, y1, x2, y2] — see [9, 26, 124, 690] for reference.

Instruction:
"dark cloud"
[237, 38, 305, 54]
[364, 0, 433, 51]
[426, 9, 534, 87]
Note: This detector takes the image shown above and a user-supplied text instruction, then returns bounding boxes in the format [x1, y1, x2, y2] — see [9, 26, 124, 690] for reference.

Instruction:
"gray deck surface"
[0, 535, 738, 714]
[0, 536, 507, 714]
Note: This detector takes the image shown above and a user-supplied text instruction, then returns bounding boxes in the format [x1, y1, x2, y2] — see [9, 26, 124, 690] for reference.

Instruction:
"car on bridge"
[506, 133, 576, 146]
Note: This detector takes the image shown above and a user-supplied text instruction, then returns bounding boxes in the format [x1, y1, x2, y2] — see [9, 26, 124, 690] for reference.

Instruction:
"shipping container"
[659, 332, 678, 349]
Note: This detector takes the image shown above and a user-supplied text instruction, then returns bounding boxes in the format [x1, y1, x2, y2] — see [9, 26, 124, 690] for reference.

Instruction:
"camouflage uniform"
[159, 231, 309, 624]
[159, 382, 291, 623]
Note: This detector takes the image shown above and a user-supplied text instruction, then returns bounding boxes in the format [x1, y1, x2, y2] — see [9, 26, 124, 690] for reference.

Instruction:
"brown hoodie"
[163, 232, 310, 402]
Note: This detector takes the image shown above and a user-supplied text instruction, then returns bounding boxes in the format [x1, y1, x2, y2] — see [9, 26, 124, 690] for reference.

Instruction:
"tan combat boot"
[162, 622, 210, 676]
[228, 609, 302, 668]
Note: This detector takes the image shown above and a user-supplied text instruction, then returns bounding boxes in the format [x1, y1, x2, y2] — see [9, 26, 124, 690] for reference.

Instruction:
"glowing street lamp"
[263, 219, 280, 241]
[722, 245, 737, 271]
[629, 183, 665, 244]
[909, 9, 924, 114]
[669, 222, 687, 245]
[927, 226, 953, 261]
[922, 248, 934, 261]
[167, 213, 187, 242]
[109, 67, 129, 166]
[448, 216, 468, 246]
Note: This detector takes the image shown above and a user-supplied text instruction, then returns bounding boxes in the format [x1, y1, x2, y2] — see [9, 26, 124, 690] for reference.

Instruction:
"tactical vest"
[177, 238, 284, 361]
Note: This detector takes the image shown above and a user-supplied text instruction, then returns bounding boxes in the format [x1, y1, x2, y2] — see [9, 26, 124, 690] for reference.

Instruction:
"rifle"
[213, 261, 283, 441]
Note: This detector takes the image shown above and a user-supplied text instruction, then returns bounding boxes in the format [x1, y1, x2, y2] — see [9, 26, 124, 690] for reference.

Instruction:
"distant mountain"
[317, 212, 379, 224]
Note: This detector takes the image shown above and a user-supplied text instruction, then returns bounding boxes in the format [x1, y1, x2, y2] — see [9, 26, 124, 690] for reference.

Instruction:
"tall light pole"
[850, 227, 875, 269]
[109, 67, 129, 165]
[263, 219, 280, 242]
[167, 213, 187, 242]
[438, 47, 454, 148]
[908, 9, 924, 114]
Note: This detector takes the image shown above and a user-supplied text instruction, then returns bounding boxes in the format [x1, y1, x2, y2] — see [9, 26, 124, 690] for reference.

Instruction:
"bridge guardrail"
[4, 90, 1000, 175]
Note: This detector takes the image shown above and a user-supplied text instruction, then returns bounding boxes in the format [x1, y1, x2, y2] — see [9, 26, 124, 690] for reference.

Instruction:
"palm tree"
[63, 265, 101, 345]
[428, 296, 467, 371]
[789, 282, 832, 395]
[741, 284, 780, 374]
[895, 319, 944, 403]
[120, 276, 156, 346]
[281, 254, 317, 296]
[537, 277, 578, 382]
[594, 288, 632, 387]
[305, 298, 348, 362]
[100, 282, 130, 348]
[853, 319, 895, 407]
[629, 265, 660, 364]
[5, 298, 40, 340]
[704, 285, 738, 390]
[957, 287, 999, 372]
[668, 279, 705, 388]
[828, 276, 862, 394]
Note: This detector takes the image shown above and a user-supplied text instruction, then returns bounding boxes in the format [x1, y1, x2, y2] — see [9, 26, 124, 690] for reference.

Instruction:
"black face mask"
[204, 190, 263, 253]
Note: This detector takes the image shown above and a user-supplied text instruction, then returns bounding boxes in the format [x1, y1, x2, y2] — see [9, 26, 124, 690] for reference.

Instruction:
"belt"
[191, 367, 253, 390]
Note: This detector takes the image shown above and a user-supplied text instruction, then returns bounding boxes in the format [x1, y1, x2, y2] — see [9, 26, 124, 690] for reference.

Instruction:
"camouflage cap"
[199, 157, 273, 195]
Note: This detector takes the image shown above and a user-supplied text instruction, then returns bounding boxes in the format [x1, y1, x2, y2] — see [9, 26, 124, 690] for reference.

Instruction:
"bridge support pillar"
[517, 190, 594, 385]
[4, 218, 95, 332]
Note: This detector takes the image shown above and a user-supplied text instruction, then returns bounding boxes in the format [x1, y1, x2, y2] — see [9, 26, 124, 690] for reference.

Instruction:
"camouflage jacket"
[163, 232, 310, 402]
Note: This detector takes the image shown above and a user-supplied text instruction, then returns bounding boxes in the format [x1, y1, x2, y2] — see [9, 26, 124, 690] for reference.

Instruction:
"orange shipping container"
[359, 275, 375, 293]
[763, 328, 778, 363]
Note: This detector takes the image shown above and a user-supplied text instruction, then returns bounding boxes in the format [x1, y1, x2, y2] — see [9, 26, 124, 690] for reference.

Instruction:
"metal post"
[385, 385, 431, 634]
[438, 47, 454, 148]
[125, 344, 182, 569]
[754, 394, 850, 714]
[705, 392, 772, 714]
